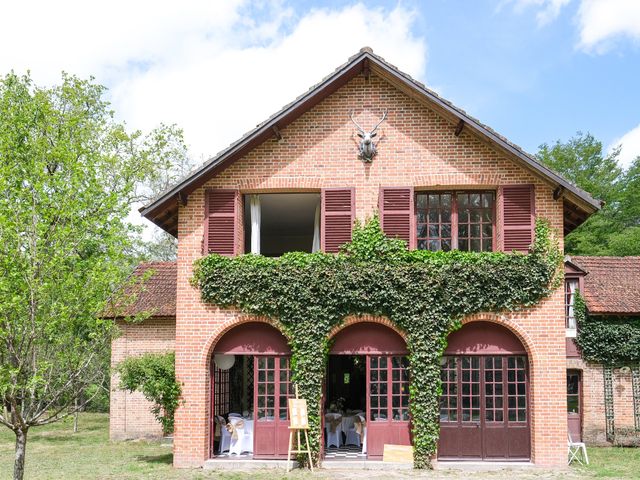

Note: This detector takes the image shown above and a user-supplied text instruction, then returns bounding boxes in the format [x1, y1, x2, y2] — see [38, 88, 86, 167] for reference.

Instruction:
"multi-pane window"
[440, 357, 458, 422]
[565, 279, 579, 330]
[416, 191, 495, 252]
[440, 355, 528, 425]
[391, 356, 410, 421]
[484, 356, 504, 422]
[567, 371, 580, 414]
[369, 356, 410, 422]
[461, 357, 481, 421]
[507, 356, 527, 422]
[369, 356, 388, 421]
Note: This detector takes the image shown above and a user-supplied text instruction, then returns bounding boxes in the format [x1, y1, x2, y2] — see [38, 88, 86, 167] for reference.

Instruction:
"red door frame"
[209, 322, 291, 459]
[567, 369, 583, 442]
[438, 321, 531, 460]
[365, 354, 411, 459]
[253, 355, 292, 459]
[326, 322, 411, 459]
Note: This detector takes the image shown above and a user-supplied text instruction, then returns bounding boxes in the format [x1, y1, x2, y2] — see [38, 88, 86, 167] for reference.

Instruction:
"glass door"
[366, 355, 411, 458]
[253, 356, 293, 458]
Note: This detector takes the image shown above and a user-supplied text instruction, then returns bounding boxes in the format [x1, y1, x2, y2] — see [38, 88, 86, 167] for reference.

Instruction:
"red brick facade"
[109, 316, 175, 440]
[167, 71, 569, 467]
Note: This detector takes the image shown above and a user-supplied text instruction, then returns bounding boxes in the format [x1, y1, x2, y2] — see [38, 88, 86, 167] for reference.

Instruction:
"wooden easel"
[286, 385, 314, 472]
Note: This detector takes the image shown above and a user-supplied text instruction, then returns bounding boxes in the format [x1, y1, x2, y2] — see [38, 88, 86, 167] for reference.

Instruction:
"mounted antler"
[349, 109, 388, 162]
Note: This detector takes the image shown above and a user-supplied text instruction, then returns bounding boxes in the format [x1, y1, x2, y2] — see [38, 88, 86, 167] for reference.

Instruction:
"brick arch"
[199, 314, 290, 368]
[328, 314, 408, 343]
[457, 312, 538, 365]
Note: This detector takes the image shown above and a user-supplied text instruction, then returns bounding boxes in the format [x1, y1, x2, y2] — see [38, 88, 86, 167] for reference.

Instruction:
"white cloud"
[609, 123, 640, 169]
[577, 0, 640, 52]
[0, 1, 425, 161]
[501, 0, 571, 25]
[0, 1, 426, 237]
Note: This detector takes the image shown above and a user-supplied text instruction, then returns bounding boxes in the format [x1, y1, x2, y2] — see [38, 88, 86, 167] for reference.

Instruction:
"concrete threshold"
[204, 458, 297, 470]
[435, 460, 535, 471]
[204, 457, 535, 472]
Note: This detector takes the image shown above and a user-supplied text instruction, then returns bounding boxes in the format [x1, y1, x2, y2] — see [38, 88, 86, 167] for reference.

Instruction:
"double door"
[438, 355, 530, 460]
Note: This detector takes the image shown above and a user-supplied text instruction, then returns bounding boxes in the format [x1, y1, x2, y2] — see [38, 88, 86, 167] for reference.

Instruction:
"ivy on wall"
[192, 216, 561, 468]
[574, 293, 640, 365]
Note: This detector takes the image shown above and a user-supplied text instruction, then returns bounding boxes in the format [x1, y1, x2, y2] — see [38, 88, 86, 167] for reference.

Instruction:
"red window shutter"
[379, 187, 414, 248]
[204, 189, 238, 256]
[321, 188, 354, 253]
[499, 184, 535, 253]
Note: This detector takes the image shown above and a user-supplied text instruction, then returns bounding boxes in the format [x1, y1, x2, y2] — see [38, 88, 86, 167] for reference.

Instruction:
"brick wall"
[109, 316, 176, 440]
[567, 358, 639, 446]
[172, 72, 568, 467]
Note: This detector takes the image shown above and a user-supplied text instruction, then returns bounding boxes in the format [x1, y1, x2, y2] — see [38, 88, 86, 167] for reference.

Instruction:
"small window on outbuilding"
[565, 278, 579, 333]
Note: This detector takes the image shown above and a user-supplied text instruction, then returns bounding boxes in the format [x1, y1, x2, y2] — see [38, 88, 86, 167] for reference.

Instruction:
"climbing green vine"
[574, 293, 640, 365]
[192, 216, 561, 468]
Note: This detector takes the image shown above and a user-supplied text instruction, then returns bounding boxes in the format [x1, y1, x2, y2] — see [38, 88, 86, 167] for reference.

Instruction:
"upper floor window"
[565, 278, 579, 331]
[416, 191, 495, 252]
[243, 193, 321, 257]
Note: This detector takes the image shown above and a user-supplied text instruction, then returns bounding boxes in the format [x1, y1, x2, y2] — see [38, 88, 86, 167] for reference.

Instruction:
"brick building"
[565, 256, 640, 447]
[108, 48, 611, 468]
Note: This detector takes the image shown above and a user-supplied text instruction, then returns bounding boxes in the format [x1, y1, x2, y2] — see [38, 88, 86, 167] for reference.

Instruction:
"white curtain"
[567, 280, 577, 329]
[250, 195, 261, 254]
[312, 202, 321, 253]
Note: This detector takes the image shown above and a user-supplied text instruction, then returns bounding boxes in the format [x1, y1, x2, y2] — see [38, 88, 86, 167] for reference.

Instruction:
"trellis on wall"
[603, 366, 615, 442]
[632, 366, 640, 432]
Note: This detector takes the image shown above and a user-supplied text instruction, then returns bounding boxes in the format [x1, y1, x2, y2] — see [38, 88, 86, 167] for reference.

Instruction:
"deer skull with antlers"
[350, 109, 387, 162]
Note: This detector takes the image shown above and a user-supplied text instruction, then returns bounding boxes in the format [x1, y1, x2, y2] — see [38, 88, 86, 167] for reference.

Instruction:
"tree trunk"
[74, 397, 79, 433]
[13, 427, 28, 480]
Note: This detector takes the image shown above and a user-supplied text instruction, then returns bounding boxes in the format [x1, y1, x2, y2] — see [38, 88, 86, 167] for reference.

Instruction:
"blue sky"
[1, 0, 638, 171]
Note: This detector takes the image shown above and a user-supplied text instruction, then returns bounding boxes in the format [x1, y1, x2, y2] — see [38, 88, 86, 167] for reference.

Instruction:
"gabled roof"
[106, 261, 177, 318]
[141, 47, 601, 237]
[569, 256, 640, 315]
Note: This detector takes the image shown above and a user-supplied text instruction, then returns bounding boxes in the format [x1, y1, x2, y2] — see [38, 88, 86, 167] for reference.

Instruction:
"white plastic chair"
[228, 412, 242, 418]
[357, 414, 367, 454]
[241, 419, 254, 454]
[228, 417, 246, 455]
[343, 416, 361, 447]
[568, 433, 589, 465]
[325, 413, 342, 448]
[216, 416, 231, 454]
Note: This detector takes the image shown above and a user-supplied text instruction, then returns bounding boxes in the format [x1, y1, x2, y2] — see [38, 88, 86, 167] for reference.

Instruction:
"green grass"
[0, 413, 638, 479]
[576, 445, 640, 478]
[0, 414, 318, 480]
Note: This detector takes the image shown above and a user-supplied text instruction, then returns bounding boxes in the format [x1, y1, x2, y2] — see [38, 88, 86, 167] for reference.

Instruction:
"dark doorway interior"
[326, 355, 366, 412]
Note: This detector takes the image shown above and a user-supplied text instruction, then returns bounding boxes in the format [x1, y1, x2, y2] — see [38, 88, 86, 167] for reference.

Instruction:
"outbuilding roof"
[141, 47, 601, 237]
[570, 256, 640, 315]
[109, 261, 177, 318]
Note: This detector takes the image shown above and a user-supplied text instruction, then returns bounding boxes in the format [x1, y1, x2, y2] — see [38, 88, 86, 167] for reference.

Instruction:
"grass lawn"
[0, 413, 638, 479]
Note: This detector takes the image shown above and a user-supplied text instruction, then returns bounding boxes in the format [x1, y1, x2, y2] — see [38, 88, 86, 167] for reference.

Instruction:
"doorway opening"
[211, 354, 254, 458]
[209, 322, 292, 460]
[325, 355, 367, 458]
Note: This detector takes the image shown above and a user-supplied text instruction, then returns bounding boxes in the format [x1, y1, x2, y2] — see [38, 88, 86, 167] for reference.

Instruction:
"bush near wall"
[193, 216, 561, 468]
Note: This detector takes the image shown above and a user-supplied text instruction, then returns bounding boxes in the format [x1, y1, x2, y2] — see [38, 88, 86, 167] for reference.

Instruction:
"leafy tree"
[135, 124, 196, 261]
[537, 132, 640, 255]
[0, 72, 184, 480]
[117, 352, 180, 435]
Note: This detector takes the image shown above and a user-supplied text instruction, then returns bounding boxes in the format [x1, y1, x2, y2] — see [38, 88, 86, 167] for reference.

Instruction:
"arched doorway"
[327, 322, 411, 459]
[438, 321, 531, 460]
[210, 322, 292, 459]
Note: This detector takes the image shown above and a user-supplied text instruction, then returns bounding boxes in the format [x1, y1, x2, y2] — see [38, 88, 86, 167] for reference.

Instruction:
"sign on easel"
[286, 386, 314, 472]
[288, 398, 309, 429]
